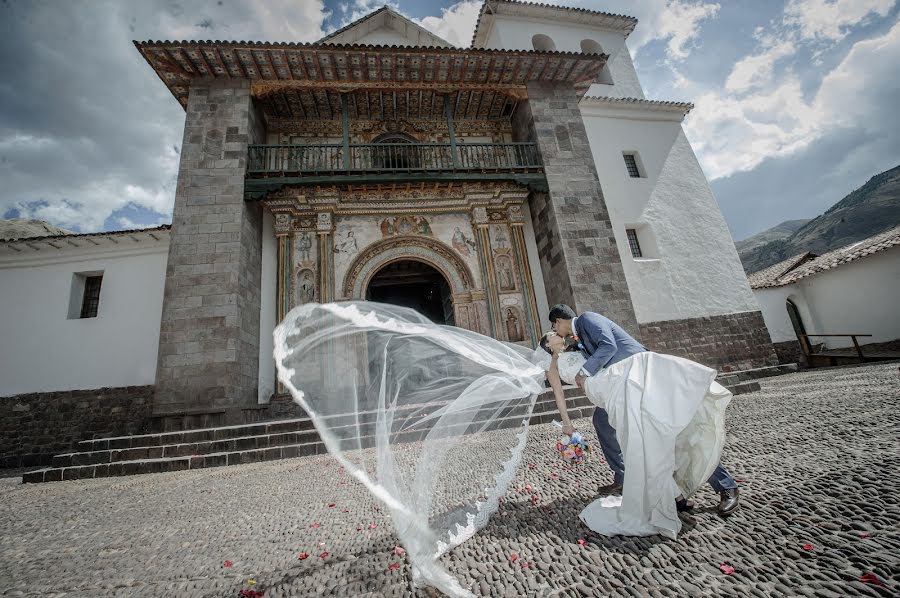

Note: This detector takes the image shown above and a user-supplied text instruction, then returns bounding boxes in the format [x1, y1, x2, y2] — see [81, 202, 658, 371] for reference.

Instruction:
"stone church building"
[0, 1, 777, 468]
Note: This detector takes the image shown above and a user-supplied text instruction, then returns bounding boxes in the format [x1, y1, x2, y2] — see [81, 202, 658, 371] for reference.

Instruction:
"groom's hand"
[575, 373, 586, 389]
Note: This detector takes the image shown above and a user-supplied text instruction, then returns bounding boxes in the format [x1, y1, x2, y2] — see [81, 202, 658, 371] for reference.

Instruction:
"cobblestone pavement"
[1, 363, 898, 597]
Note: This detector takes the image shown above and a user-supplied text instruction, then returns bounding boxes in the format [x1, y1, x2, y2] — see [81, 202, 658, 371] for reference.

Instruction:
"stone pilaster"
[508, 204, 541, 346]
[273, 211, 293, 324]
[154, 79, 266, 419]
[316, 212, 334, 302]
[472, 207, 500, 337]
[515, 82, 639, 337]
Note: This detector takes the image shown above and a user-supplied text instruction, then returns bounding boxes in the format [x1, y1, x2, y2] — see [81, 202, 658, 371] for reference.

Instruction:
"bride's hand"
[562, 423, 576, 436]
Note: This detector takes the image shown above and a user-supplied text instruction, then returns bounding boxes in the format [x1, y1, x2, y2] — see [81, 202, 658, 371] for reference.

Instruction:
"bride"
[540, 332, 733, 539]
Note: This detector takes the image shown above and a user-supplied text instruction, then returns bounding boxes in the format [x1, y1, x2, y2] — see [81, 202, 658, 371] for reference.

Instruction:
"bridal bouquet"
[556, 431, 589, 464]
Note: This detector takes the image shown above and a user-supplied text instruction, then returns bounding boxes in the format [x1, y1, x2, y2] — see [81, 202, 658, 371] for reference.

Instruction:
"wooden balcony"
[244, 142, 546, 197]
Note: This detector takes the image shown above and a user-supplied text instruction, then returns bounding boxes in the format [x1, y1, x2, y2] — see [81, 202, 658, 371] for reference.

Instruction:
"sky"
[1, 0, 898, 241]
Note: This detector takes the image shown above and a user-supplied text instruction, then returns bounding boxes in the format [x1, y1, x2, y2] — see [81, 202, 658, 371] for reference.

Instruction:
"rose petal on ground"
[223, 560, 233, 567]
[577, 539, 586, 546]
[509, 552, 518, 562]
[297, 553, 309, 560]
[319, 551, 330, 559]
[310, 523, 321, 528]
[388, 562, 400, 571]
[802, 544, 813, 551]
[859, 573, 884, 586]
[328, 503, 336, 508]
[720, 563, 735, 575]
[369, 523, 378, 529]
[393, 546, 406, 556]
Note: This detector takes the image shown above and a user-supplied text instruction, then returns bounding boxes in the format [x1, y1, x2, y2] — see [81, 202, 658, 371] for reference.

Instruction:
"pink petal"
[509, 552, 519, 562]
[223, 560, 233, 567]
[859, 573, 884, 587]
[369, 523, 378, 529]
[388, 562, 401, 571]
[297, 553, 309, 560]
[577, 539, 586, 546]
[310, 523, 321, 528]
[802, 544, 813, 551]
[393, 546, 406, 556]
[719, 563, 735, 575]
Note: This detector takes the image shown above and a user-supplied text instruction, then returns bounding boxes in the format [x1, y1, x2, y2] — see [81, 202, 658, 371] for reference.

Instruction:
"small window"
[532, 34, 556, 52]
[80, 275, 103, 318]
[626, 229, 643, 258]
[623, 152, 642, 178]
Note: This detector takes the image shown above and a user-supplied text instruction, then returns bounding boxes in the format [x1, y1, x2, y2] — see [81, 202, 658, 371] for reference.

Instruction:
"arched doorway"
[366, 260, 455, 325]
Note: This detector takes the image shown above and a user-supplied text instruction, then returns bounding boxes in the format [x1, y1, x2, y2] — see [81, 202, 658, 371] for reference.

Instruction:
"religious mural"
[379, 215, 433, 238]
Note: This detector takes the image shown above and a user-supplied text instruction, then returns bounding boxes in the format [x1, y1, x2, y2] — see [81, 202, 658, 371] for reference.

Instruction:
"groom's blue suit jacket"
[574, 312, 646, 376]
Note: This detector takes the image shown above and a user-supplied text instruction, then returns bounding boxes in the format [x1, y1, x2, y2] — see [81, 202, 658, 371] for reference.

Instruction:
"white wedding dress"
[554, 350, 733, 539]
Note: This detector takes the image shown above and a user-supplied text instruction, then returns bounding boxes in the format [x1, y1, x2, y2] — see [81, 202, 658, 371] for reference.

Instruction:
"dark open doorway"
[366, 260, 455, 325]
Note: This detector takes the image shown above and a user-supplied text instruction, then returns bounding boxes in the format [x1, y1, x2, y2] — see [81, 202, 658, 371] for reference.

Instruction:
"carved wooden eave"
[133, 41, 609, 110]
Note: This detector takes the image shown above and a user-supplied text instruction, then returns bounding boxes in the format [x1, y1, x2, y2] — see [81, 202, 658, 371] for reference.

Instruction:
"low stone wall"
[639, 310, 779, 372]
[0, 386, 153, 468]
[773, 340, 805, 366]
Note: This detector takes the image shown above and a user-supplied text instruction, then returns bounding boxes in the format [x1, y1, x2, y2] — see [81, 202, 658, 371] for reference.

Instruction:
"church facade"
[1, 1, 776, 439]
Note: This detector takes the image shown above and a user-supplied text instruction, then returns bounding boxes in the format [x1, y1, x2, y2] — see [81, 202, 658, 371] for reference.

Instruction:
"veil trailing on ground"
[274, 302, 545, 597]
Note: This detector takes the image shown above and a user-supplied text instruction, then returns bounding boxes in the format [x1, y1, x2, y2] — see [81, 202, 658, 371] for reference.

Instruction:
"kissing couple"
[537, 303, 740, 539]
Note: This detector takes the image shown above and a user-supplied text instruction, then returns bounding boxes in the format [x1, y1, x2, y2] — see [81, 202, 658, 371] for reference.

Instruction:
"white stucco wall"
[479, 16, 644, 98]
[754, 247, 900, 349]
[257, 211, 277, 403]
[523, 211, 551, 333]
[580, 103, 759, 324]
[0, 240, 168, 396]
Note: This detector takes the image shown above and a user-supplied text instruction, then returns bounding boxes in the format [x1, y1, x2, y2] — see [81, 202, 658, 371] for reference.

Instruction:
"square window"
[626, 229, 643, 258]
[623, 153, 642, 178]
[80, 275, 103, 318]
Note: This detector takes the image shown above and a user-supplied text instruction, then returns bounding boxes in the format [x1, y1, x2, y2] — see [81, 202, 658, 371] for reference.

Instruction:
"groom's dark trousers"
[574, 312, 738, 493]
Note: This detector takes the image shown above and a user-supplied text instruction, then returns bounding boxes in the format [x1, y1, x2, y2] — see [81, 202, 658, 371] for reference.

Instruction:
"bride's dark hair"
[540, 332, 578, 355]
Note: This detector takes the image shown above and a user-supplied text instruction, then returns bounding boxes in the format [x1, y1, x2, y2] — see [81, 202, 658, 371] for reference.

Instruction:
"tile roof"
[1, 225, 171, 250]
[580, 96, 694, 115]
[747, 253, 816, 289]
[749, 225, 900, 289]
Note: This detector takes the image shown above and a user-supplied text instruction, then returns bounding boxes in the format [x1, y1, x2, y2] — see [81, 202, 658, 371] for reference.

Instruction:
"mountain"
[0, 219, 73, 241]
[735, 219, 810, 254]
[738, 164, 900, 274]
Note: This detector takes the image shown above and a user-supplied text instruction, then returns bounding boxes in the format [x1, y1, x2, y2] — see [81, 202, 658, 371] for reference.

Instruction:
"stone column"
[508, 204, 541, 346]
[273, 211, 293, 323]
[472, 207, 500, 337]
[316, 212, 334, 302]
[515, 82, 639, 337]
[154, 79, 266, 421]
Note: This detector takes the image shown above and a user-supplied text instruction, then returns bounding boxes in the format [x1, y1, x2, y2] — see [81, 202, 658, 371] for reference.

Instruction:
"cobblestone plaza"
[2, 363, 897, 597]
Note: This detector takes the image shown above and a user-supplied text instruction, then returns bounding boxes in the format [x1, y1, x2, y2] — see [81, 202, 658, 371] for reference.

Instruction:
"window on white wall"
[623, 152, 644, 178]
[68, 271, 103, 319]
[580, 39, 614, 84]
[626, 229, 643, 258]
[532, 34, 556, 52]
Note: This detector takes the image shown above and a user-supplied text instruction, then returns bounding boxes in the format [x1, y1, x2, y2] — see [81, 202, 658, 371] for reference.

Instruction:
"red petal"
[577, 539, 586, 546]
[310, 523, 321, 528]
[319, 551, 329, 558]
[802, 544, 813, 551]
[369, 523, 378, 529]
[859, 532, 871, 538]
[521, 563, 530, 570]
[297, 553, 309, 560]
[388, 562, 401, 571]
[719, 563, 735, 575]
[393, 546, 406, 556]
[510, 552, 519, 562]
[859, 573, 884, 587]
[524, 485, 532, 492]
[342, 509, 350, 513]
[223, 560, 233, 567]
[328, 503, 336, 508]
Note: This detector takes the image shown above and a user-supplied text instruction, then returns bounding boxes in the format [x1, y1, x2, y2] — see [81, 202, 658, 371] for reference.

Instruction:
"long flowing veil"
[273, 302, 545, 596]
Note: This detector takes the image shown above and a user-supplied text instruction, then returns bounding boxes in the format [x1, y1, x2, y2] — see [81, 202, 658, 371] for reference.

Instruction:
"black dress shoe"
[676, 497, 695, 512]
[718, 488, 740, 516]
[597, 482, 623, 495]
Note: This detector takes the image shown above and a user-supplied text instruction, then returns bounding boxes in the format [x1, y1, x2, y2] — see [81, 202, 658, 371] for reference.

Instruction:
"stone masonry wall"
[639, 310, 779, 372]
[154, 79, 265, 418]
[515, 82, 639, 337]
[0, 387, 152, 468]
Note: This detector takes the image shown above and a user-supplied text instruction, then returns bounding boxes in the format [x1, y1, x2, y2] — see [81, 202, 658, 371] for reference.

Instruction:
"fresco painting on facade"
[379, 215, 433, 238]
[451, 226, 476, 256]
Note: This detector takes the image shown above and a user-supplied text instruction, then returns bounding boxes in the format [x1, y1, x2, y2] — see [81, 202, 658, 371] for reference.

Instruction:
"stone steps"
[717, 363, 798, 395]
[23, 390, 592, 484]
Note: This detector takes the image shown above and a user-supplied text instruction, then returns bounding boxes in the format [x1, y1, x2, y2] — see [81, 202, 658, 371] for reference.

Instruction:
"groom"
[549, 304, 740, 516]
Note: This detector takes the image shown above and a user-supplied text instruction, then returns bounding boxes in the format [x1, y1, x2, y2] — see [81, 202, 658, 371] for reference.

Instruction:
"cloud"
[415, 1, 482, 48]
[725, 40, 796, 92]
[685, 8, 900, 181]
[785, 0, 895, 43]
[0, 0, 328, 233]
